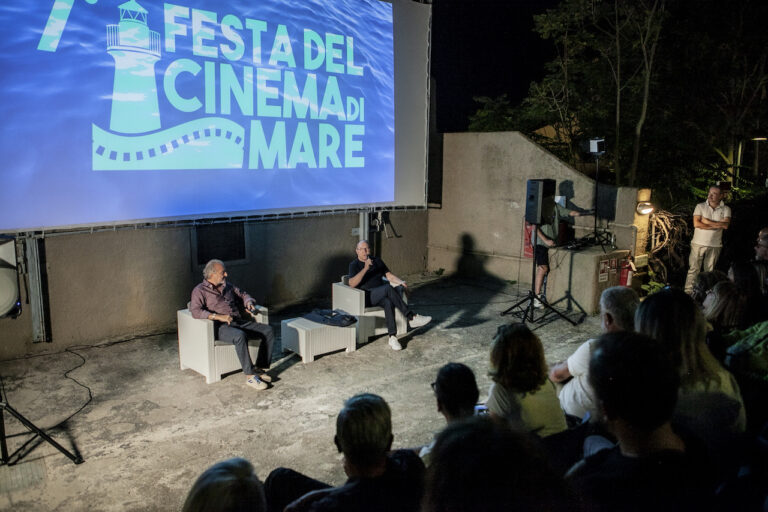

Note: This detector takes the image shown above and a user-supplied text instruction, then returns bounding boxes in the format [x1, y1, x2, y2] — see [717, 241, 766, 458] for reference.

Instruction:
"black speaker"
[595, 183, 617, 221]
[525, 179, 556, 224]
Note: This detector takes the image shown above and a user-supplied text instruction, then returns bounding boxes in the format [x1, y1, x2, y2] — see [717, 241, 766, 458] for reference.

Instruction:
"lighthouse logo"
[92, 1, 244, 170]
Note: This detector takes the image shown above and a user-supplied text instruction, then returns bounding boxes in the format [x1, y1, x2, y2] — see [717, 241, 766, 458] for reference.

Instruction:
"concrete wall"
[427, 131, 596, 281]
[427, 131, 644, 290]
[0, 211, 427, 359]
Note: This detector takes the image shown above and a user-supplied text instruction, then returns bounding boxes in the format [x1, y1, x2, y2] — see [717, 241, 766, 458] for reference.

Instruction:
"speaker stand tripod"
[0, 395, 84, 465]
[501, 226, 577, 326]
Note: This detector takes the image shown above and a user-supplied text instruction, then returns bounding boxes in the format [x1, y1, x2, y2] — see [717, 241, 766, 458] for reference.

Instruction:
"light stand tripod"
[0, 390, 83, 465]
[501, 226, 577, 326]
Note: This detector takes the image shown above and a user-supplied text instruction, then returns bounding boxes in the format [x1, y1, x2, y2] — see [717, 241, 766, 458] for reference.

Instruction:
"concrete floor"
[0, 275, 601, 511]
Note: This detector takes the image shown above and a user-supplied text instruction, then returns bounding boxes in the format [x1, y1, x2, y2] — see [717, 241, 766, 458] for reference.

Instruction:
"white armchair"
[332, 276, 407, 343]
[177, 306, 269, 384]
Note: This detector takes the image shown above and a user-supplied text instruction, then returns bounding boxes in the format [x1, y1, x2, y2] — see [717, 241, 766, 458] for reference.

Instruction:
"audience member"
[264, 393, 424, 512]
[728, 261, 767, 325]
[755, 226, 768, 261]
[636, 288, 746, 476]
[486, 323, 567, 437]
[703, 281, 748, 361]
[722, 318, 768, 433]
[689, 270, 729, 309]
[550, 286, 639, 420]
[752, 260, 768, 297]
[566, 332, 715, 512]
[419, 362, 479, 466]
[422, 416, 572, 512]
[182, 457, 266, 512]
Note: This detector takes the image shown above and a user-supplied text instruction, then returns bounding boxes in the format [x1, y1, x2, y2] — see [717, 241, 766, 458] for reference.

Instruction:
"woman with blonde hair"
[486, 323, 567, 437]
[635, 288, 745, 474]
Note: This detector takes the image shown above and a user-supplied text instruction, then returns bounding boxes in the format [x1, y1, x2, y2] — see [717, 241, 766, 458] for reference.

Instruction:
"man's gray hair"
[202, 259, 225, 279]
[336, 393, 392, 467]
[600, 286, 640, 331]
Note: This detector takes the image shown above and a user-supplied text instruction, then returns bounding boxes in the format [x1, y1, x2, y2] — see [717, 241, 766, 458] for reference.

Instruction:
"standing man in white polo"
[684, 184, 731, 293]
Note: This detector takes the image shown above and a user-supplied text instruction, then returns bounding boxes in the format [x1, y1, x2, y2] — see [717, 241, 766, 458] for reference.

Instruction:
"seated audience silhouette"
[752, 260, 768, 297]
[689, 270, 729, 309]
[182, 457, 266, 512]
[636, 288, 745, 479]
[264, 393, 424, 512]
[728, 261, 768, 325]
[566, 332, 715, 511]
[486, 323, 567, 437]
[703, 280, 748, 361]
[421, 416, 572, 512]
[550, 286, 639, 421]
[418, 362, 480, 465]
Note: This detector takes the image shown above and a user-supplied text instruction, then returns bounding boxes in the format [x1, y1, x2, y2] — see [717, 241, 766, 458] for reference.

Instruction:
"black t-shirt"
[567, 433, 715, 512]
[348, 258, 390, 291]
[308, 449, 425, 512]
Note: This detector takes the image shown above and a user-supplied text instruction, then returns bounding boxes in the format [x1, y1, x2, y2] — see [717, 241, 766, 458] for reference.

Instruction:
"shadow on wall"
[417, 233, 508, 330]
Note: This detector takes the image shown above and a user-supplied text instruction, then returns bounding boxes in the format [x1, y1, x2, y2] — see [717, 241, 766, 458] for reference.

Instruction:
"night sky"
[430, 0, 561, 133]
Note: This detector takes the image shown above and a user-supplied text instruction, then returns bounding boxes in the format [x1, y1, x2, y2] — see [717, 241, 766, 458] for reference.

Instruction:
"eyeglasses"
[430, 382, 437, 392]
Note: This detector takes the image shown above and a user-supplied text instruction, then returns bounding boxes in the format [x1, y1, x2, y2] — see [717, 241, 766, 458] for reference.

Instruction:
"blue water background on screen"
[0, 0, 394, 230]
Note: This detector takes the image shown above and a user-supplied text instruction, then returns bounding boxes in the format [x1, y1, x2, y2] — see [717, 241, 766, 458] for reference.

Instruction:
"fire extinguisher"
[620, 258, 636, 287]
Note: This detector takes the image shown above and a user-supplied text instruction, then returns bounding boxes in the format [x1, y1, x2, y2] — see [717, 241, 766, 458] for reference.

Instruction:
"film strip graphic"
[92, 118, 245, 171]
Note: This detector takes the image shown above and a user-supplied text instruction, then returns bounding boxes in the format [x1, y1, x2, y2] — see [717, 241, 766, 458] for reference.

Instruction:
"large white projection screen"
[0, 0, 430, 232]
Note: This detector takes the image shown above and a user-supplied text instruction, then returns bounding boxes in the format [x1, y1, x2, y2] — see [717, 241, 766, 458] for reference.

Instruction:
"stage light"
[636, 201, 654, 215]
[589, 138, 605, 155]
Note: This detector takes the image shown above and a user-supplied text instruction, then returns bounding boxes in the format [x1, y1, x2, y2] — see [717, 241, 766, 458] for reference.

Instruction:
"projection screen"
[0, 0, 430, 232]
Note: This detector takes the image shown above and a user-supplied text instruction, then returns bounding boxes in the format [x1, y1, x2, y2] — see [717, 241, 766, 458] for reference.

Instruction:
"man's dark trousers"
[367, 284, 411, 336]
[216, 320, 274, 374]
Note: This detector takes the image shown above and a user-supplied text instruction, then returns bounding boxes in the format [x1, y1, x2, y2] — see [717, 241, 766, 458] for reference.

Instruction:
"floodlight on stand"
[636, 201, 654, 215]
[589, 138, 605, 155]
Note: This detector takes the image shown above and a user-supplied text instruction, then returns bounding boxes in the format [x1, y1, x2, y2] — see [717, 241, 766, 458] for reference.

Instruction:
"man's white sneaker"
[388, 336, 402, 351]
[533, 298, 544, 309]
[409, 314, 431, 328]
[246, 377, 268, 390]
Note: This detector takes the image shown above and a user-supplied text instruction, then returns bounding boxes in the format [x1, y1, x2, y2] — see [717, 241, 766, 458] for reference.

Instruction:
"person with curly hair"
[486, 323, 567, 437]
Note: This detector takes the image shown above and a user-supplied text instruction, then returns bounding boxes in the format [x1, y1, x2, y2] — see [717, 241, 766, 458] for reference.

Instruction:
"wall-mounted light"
[636, 201, 654, 215]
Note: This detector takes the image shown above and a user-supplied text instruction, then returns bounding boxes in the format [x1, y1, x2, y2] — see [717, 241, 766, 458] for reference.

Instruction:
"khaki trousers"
[684, 243, 721, 293]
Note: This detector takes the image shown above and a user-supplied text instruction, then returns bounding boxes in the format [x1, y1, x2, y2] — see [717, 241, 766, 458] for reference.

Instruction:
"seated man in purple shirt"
[190, 259, 275, 390]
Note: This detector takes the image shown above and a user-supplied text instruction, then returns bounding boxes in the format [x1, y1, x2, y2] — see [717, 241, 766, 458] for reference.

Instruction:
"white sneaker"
[533, 298, 544, 309]
[409, 314, 431, 328]
[388, 336, 402, 351]
[246, 377, 268, 390]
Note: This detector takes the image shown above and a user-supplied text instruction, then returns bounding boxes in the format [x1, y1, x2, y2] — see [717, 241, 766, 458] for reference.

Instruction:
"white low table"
[281, 317, 356, 363]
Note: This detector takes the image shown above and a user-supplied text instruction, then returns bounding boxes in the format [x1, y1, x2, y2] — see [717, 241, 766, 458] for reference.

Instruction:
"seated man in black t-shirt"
[264, 393, 425, 512]
[347, 240, 431, 351]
